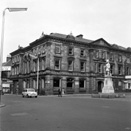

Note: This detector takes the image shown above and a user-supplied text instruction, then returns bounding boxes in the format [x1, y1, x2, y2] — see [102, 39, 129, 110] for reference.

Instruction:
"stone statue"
[102, 59, 114, 93]
[105, 59, 110, 75]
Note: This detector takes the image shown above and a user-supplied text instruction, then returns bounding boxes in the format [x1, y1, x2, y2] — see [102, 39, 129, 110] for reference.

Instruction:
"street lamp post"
[36, 56, 39, 94]
[0, 8, 27, 106]
[28, 53, 40, 94]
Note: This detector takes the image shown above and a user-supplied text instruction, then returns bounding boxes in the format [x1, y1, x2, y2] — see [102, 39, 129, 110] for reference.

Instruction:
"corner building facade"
[10, 33, 131, 94]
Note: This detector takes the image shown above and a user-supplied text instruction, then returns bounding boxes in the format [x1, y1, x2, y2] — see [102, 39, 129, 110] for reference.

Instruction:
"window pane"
[67, 78, 73, 88]
[79, 79, 84, 88]
[55, 59, 60, 70]
[68, 60, 73, 71]
[53, 79, 60, 87]
[80, 61, 85, 71]
[68, 48, 73, 55]
[55, 46, 61, 54]
[80, 49, 85, 56]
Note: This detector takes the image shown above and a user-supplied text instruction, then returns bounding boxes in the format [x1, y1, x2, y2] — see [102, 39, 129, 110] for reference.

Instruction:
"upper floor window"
[80, 49, 85, 57]
[118, 55, 122, 62]
[42, 57, 45, 70]
[126, 67, 130, 75]
[102, 51, 106, 59]
[79, 79, 85, 88]
[55, 58, 61, 70]
[68, 47, 74, 55]
[110, 64, 114, 74]
[33, 60, 37, 72]
[110, 53, 114, 62]
[80, 61, 86, 72]
[118, 65, 122, 75]
[55, 45, 61, 54]
[95, 50, 99, 59]
[68, 59, 74, 71]
[98, 63, 102, 73]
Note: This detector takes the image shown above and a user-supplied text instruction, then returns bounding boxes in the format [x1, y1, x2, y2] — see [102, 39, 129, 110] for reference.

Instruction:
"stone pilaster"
[86, 77, 90, 93]
[62, 76, 67, 93]
[18, 79, 23, 94]
[45, 75, 53, 95]
[74, 77, 79, 93]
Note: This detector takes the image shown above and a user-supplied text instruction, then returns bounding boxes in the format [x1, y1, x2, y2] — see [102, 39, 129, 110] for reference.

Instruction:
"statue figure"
[105, 59, 110, 75]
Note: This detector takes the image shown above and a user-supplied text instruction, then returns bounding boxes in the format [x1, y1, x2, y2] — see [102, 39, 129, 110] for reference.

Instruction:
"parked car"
[22, 88, 38, 98]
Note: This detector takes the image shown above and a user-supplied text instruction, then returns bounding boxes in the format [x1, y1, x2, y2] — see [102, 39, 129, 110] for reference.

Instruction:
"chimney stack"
[76, 34, 83, 38]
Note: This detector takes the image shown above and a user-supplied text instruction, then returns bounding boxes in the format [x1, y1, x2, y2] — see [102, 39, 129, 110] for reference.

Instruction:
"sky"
[0, 0, 131, 62]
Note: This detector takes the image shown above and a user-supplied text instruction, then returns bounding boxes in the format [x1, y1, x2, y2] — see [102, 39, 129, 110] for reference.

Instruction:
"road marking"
[125, 127, 131, 130]
[102, 106, 110, 108]
[11, 112, 28, 116]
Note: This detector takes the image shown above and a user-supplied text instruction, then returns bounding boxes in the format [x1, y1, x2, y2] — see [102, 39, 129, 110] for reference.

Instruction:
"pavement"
[39, 92, 131, 98]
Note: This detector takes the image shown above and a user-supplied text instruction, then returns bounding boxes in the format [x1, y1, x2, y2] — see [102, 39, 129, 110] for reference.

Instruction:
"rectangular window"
[68, 60, 73, 71]
[68, 47, 73, 55]
[80, 49, 85, 57]
[33, 61, 37, 72]
[118, 65, 122, 75]
[42, 58, 45, 70]
[96, 50, 99, 58]
[53, 78, 60, 87]
[79, 79, 85, 88]
[118, 55, 122, 62]
[55, 59, 60, 70]
[67, 78, 73, 88]
[126, 67, 130, 75]
[110, 53, 114, 62]
[41, 79, 45, 89]
[98, 63, 102, 73]
[55, 45, 61, 54]
[99, 51, 102, 58]
[17, 66, 19, 74]
[95, 63, 98, 73]
[110, 65, 114, 74]
[80, 61, 85, 72]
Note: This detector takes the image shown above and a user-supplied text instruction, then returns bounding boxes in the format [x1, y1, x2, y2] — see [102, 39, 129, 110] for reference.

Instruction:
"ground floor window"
[79, 79, 85, 88]
[128, 83, 131, 89]
[41, 78, 45, 89]
[23, 81, 26, 88]
[33, 79, 36, 89]
[53, 78, 60, 87]
[67, 78, 74, 88]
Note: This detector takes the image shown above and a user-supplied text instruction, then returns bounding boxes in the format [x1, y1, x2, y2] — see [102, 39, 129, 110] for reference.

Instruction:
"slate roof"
[2, 60, 11, 66]
[50, 33, 93, 43]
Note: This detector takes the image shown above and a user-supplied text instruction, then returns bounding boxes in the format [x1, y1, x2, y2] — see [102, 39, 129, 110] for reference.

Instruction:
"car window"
[23, 89, 27, 92]
[27, 89, 35, 92]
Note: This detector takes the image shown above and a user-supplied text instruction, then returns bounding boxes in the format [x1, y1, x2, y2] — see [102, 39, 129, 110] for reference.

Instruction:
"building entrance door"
[98, 81, 103, 92]
[66, 78, 74, 94]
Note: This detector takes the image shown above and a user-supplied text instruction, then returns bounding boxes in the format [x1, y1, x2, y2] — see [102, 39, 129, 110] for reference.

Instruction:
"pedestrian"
[58, 88, 62, 97]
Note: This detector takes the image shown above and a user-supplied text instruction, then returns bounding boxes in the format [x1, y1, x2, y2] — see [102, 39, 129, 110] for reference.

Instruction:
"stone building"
[10, 32, 131, 95]
[2, 56, 12, 93]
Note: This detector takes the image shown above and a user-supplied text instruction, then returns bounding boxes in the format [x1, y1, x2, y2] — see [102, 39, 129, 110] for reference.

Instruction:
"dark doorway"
[66, 78, 74, 94]
[98, 81, 103, 92]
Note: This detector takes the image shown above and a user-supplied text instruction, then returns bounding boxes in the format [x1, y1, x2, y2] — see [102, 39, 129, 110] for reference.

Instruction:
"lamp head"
[7, 8, 27, 12]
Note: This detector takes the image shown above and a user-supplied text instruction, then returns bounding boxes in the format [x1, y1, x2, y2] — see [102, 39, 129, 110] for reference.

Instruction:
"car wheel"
[22, 95, 24, 98]
[35, 96, 37, 98]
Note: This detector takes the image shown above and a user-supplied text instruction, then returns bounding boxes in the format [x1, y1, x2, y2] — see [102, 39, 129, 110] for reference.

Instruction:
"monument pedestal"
[92, 74, 126, 98]
[91, 60, 125, 98]
[102, 75, 114, 93]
